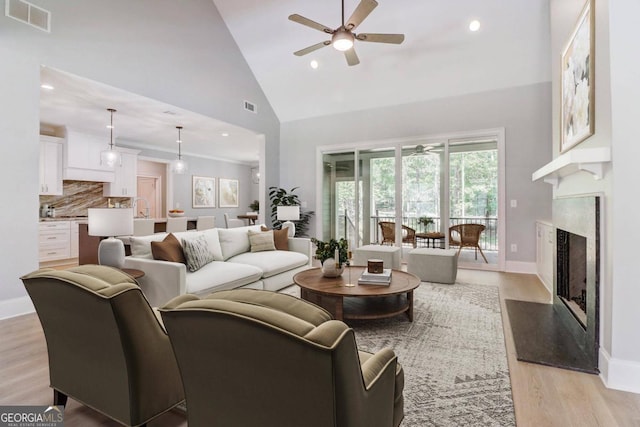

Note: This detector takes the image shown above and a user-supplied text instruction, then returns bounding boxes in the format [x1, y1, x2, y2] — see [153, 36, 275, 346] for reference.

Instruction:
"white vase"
[321, 258, 345, 278]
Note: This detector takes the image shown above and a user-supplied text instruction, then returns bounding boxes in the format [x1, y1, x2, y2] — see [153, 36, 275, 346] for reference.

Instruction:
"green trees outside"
[334, 149, 498, 222]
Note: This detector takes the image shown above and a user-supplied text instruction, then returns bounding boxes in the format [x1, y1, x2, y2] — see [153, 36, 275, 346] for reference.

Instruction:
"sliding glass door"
[319, 132, 503, 269]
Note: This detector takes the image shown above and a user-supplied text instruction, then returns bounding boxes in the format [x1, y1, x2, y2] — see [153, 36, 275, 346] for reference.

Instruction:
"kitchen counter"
[40, 216, 88, 222]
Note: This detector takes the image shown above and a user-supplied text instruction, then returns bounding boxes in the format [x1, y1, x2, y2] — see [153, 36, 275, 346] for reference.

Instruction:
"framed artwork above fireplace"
[560, 0, 595, 153]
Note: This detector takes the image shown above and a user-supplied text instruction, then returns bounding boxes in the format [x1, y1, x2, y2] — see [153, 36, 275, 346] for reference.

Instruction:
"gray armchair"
[160, 289, 404, 427]
[21, 265, 184, 427]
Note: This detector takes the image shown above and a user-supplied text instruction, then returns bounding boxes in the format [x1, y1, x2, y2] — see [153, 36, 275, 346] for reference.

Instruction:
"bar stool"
[196, 216, 215, 230]
[133, 218, 156, 236]
[166, 217, 188, 233]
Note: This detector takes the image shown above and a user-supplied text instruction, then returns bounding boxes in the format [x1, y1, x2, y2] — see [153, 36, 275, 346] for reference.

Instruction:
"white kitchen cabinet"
[39, 136, 63, 195]
[69, 220, 82, 258]
[63, 128, 115, 182]
[39, 221, 71, 262]
[536, 220, 554, 297]
[103, 150, 139, 197]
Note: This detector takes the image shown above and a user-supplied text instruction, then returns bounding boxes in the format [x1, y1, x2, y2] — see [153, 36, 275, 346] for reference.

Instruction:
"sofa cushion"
[130, 233, 168, 259]
[182, 235, 215, 272]
[228, 250, 309, 279]
[185, 261, 263, 294]
[151, 233, 186, 264]
[248, 230, 276, 253]
[261, 226, 289, 251]
[218, 225, 262, 260]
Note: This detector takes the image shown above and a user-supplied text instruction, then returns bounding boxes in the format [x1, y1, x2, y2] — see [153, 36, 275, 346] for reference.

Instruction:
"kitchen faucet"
[133, 197, 150, 218]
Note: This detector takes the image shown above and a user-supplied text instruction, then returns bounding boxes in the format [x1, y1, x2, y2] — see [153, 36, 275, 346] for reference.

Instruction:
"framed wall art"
[219, 178, 239, 208]
[192, 176, 216, 208]
[561, 0, 595, 153]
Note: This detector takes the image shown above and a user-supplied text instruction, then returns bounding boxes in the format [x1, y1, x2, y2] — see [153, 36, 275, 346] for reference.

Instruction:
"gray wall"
[0, 0, 280, 306]
[128, 145, 254, 222]
[280, 82, 553, 265]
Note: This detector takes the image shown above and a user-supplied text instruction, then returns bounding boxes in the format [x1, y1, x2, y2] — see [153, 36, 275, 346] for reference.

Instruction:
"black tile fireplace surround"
[507, 195, 600, 374]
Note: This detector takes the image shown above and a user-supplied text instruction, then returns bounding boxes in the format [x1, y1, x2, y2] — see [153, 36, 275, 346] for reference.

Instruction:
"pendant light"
[170, 126, 188, 174]
[100, 108, 121, 167]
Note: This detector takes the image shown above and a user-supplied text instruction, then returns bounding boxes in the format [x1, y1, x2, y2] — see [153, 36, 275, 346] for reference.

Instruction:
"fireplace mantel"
[532, 147, 611, 188]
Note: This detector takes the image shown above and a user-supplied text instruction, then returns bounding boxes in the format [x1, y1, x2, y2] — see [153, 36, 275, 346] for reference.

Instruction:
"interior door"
[137, 176, 158, 218]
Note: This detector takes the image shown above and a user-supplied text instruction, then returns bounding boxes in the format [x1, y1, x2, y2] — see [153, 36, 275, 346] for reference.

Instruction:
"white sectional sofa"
[123, 225, 312, 307]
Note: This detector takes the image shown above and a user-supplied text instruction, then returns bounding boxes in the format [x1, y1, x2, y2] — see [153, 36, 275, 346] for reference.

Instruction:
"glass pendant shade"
[101, 148, 121, 168]
[101, 108, 121, 167]
[171, 126, 188, 174]
[170, 158, 188, 174]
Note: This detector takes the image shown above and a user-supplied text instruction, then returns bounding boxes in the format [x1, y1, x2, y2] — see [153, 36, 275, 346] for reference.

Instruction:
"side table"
[120, 268, 145, 280]
[416, 232, 445, 248]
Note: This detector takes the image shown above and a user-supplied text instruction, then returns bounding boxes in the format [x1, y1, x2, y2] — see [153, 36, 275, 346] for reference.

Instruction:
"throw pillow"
[248, 230, 276, 253]
[182, 235, 215, 272]
[261, 226, 289, 251]
[150, 233, 186, 264]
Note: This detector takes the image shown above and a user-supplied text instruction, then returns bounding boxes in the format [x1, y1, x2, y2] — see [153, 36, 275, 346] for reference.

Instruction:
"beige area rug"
[282, 281, 515, 426]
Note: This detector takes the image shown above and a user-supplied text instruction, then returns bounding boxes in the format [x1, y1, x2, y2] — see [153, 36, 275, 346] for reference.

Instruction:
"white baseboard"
[599, 348, 640, 394]
[0, 296, 34, 320]
[504, 261, 537, 274]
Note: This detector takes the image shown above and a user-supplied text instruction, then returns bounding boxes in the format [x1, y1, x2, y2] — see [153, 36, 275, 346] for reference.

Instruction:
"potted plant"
[248, 200, 259, 212]
[418, 216, 434, 232]
[311, 237, 349, 277]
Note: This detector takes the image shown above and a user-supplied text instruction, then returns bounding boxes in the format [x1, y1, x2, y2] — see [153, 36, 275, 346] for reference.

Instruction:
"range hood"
[63, 127, 115, 183]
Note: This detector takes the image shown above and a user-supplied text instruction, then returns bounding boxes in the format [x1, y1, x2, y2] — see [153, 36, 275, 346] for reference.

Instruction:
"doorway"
[137, 176, 161, 218]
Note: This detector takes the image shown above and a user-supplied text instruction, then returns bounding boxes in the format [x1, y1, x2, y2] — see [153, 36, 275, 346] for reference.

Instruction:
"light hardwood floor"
[1, 270, 639, 426]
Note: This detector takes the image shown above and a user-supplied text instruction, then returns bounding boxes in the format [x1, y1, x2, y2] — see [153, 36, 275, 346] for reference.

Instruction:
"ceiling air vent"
[5, 0, 50, 32]
[244, 100, 257, 114]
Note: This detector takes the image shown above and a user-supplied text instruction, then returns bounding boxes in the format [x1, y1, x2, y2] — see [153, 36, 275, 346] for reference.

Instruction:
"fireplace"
[556, 229, 587, 327]
[552, 195, 600, 373]
[505, 195, 600, 374]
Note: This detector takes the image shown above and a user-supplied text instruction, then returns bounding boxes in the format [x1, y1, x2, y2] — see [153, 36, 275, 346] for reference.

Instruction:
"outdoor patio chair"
[448, 223, 488, 263]
[379, 221, 417, 247]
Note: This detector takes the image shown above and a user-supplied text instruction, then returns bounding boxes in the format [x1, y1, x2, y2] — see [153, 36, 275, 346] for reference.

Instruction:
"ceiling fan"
[289, 0, 405, 66]
[408, 145, 435, 156]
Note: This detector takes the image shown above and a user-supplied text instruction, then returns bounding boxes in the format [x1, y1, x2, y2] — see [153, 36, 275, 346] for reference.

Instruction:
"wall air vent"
[5, 0, 50, 32]
[244, 100, 257, 114]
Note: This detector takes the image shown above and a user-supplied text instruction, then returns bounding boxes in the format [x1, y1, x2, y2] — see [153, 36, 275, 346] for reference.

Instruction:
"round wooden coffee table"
[294, 267, 420, 322]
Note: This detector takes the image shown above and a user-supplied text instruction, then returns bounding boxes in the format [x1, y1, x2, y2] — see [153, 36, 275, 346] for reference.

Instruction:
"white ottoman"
[407, 248, 458, 284]
[352, 245, 401, 270]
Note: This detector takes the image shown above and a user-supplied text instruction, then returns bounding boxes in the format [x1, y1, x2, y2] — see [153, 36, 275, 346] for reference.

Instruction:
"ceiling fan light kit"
[289, 0, 405, 66]
[332, 28, 354, 51]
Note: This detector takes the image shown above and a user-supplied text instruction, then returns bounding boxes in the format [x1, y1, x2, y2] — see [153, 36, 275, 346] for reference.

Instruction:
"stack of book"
[358, 269, 392, 286]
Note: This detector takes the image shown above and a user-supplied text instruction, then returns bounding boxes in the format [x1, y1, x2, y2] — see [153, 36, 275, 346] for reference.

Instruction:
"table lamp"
[277, 206, 300, 237]
[88, 208, 134, 268]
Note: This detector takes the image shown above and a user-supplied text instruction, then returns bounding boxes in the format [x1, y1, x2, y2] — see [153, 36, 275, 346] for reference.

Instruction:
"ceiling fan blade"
[289, 14, 334, 34]
[294, 41, 331, 56]
[344, 48, 360, 66]
[345, 0, 378, 31]
[356, 33, 405, 44]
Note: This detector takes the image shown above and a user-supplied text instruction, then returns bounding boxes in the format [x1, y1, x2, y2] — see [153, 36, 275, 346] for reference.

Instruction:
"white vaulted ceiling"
[39, 1, 551, 163]
[212, 0, 551, 122]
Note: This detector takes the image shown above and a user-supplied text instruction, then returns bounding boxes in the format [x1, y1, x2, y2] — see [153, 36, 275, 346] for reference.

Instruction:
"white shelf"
[532, 147, 611, 188]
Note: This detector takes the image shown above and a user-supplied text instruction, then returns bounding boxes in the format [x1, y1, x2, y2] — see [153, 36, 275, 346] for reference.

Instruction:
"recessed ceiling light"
[41, 83, 54, 90]
[221, 132, 229, 137]
[310, 60, 319, 69]
[469, 20, 481, 32]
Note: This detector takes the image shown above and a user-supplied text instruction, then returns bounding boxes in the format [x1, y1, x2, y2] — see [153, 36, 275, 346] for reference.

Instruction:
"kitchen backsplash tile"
[40, 180, 130, 217]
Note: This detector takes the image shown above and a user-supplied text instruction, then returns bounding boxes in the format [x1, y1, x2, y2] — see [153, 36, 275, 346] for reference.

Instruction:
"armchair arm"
[288, 237, 312, 265]
[123, 257, 186, 307]
[360, 348, 397, 390]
